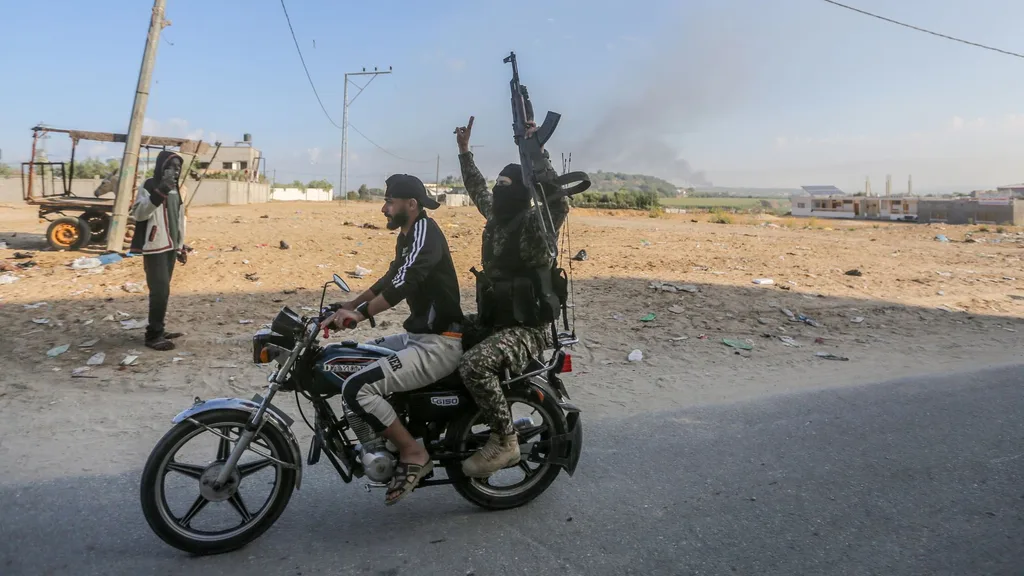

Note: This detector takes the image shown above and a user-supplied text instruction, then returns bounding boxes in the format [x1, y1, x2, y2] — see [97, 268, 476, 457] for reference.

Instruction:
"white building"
[270, 187, 333, 202]
[790, 185, 918, 221]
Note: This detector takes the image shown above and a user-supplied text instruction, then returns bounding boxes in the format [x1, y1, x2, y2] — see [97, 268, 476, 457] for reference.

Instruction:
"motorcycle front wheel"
[140, 409, 298, 555]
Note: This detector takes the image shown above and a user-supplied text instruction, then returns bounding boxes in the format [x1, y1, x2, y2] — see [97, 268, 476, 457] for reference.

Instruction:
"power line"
[347, 123, 433, 163]
[279, 0, 344, 129]
[820, 0, 1024, 59]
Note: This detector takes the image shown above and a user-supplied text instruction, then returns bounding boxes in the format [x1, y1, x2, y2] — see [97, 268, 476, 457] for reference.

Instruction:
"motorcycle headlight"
[252, 328, 294, 364]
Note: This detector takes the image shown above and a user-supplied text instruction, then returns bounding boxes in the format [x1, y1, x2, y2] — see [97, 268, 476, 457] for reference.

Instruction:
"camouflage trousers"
[458, 325, 549, 436]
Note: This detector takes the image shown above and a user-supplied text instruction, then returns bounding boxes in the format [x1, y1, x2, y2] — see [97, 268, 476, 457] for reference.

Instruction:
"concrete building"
[195, 134, 262, 181]
[918, 197, 1023, 225]
[996, 183, 1024, 198]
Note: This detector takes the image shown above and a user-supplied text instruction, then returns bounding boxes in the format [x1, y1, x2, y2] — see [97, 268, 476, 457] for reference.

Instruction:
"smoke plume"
[571, 13, 750, 187]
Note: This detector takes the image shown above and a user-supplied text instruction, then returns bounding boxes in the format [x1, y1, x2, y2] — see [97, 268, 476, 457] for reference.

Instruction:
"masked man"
[322, 174, 465, 505]
[454, 116, 569, 477]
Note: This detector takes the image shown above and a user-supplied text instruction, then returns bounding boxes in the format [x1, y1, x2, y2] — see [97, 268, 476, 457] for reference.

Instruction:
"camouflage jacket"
[458, 151, 569, 271]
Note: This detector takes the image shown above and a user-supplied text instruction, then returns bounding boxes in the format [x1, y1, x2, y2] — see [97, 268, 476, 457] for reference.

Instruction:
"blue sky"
[2, 0, 1023, 193]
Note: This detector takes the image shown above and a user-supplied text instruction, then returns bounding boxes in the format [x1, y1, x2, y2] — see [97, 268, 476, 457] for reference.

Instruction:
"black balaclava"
[492, 163, 531, 223]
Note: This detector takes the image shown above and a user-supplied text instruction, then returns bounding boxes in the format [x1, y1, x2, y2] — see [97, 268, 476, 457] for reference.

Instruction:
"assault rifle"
[503, 51, 590, 258]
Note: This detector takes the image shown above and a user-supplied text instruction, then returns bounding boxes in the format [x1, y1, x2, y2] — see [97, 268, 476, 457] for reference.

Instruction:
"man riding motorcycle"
[321, 174, 464, 505]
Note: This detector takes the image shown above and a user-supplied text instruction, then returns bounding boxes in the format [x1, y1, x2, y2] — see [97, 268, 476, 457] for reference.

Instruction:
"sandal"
[385, 460, 434, 506]
[145, 336, 175, 351]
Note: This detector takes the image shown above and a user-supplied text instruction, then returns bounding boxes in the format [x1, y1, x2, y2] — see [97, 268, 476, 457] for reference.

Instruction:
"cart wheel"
[82, 212, 110, 243]
[46, 217, 93, 251]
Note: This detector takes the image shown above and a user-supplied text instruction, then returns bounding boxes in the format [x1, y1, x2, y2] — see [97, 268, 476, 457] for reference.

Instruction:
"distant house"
[995, 183, 1024, 198]
[791, 185, 919, 221]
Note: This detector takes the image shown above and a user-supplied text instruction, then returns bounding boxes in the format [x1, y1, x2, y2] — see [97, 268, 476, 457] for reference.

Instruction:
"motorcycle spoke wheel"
[460, 399, 554, 496]
[153, 422, 283, 541]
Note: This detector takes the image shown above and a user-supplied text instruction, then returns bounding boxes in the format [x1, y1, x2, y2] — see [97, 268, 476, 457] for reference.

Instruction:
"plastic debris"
[350, 265, 372, 279]
[120, 319, 148, 330]
[779, 336, 800, 347]
[122, 282, 145, 294]
[23, 302, 47, 309]
[0, 274, 19, 284]
[97, 253, 122, 266]
[78, 338, 100, 348]
[571, 249, 588, 262]
[669, 336, 689, 342]
[797, 314, 820, 327]
[239, 319, 254, 324]
[668, 306, 686, 314]
[722, 338, 753, 351]
[752, 278, 774, 285]
[844, 269, 863, 277]
[47, 344, 70, 357]
[815, 352, 848, 361]
[70, 257, 103, 270]
[87, 352, 106, 366]
[851, 316, 864, 324]
[627, 349, 643, 362]
[640, 313, 656, 322]
[32, 318, 50, 325]
[280, 240, 290, 250]
[71, 367, 95, 378]
[935, 234, 950, 242]
[120, 355, 139, 366]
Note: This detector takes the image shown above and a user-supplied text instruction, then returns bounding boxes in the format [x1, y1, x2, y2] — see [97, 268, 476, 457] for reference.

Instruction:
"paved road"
[2, 365, 1022, 576]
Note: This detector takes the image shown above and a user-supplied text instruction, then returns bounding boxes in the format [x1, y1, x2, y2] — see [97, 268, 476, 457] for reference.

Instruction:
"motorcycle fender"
[172, 396, 304, 489]
[519, 380, 584, 477]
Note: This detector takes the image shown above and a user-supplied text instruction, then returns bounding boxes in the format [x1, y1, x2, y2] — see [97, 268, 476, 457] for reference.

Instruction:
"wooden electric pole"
[107, 0, 169, 251]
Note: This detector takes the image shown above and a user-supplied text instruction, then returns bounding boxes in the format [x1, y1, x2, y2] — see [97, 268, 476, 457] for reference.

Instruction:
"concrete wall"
[1, 175, 270, 206]
[918, 199, 1020, 225]
[270, 187, 332, 202]
[441, 193, 470, 207]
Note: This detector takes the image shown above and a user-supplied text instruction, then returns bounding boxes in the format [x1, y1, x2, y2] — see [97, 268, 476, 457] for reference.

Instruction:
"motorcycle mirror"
[333, 274, 351, 293]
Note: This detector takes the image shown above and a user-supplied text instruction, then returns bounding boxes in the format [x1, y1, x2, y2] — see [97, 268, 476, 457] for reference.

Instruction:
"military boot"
[462, 432, 520, 478]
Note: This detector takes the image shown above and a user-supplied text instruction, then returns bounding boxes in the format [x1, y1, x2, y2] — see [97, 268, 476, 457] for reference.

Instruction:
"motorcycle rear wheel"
[445, 388, 565, 510]
[140, 409, 298, 555]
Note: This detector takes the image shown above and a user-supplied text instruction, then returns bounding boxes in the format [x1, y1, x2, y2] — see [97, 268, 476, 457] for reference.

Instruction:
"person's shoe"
[145, 335, 175, 351]
[162, 331, 184, 340]
[462, 432, 520, 478]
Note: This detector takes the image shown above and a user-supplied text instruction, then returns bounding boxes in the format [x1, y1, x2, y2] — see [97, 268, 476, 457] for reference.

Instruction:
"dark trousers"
[143, 251, 177, 340]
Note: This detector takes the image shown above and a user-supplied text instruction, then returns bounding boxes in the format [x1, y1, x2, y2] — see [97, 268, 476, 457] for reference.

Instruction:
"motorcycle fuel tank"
[310, 343, 388, 393]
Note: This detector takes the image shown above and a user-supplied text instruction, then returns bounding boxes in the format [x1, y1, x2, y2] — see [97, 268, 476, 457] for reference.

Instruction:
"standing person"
[453, 116, 570, 477]
[321, 173, 465, 505]
[129, 150, 188, 351]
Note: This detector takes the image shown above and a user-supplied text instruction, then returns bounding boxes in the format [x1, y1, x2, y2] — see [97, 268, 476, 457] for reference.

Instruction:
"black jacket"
[370, 212, 464, 334]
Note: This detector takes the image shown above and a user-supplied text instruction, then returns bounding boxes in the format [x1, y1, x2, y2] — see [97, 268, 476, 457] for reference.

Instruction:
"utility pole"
[107, 0, 169, 252]
[340, 66, 391, 200]
[435, 154, 440, 193]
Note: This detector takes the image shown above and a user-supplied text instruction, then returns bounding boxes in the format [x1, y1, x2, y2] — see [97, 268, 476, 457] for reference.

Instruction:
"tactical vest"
[473, 211, 568, 330]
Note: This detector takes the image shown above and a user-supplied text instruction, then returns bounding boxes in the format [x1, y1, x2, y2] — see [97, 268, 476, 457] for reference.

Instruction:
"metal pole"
[435, 154, 440, 193]
[107, 0, 168, 252]
[341, 74, 348, 200]
[340, 67, 391, 203]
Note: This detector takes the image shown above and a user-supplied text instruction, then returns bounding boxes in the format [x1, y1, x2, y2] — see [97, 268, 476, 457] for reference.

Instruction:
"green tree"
[307, 179, 332, 190]
[0, 163, 13, 177]
[346, 190, 358, 200]
[358, 184, 371, 200]
[71, 157, 121, 179]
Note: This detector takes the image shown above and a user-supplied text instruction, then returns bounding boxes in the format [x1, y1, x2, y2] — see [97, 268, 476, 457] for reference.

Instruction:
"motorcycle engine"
[359, 439, 396, 483]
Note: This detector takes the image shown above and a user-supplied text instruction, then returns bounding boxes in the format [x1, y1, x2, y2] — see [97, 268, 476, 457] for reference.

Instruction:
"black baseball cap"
[384, 173, 440, 210]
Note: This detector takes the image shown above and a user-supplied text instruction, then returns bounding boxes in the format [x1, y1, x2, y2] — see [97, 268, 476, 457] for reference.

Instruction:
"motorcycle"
[139, 274, 583, 555]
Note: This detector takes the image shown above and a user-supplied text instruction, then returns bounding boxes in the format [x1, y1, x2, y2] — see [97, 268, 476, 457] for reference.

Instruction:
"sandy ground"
[1, 200, 1023, 485]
